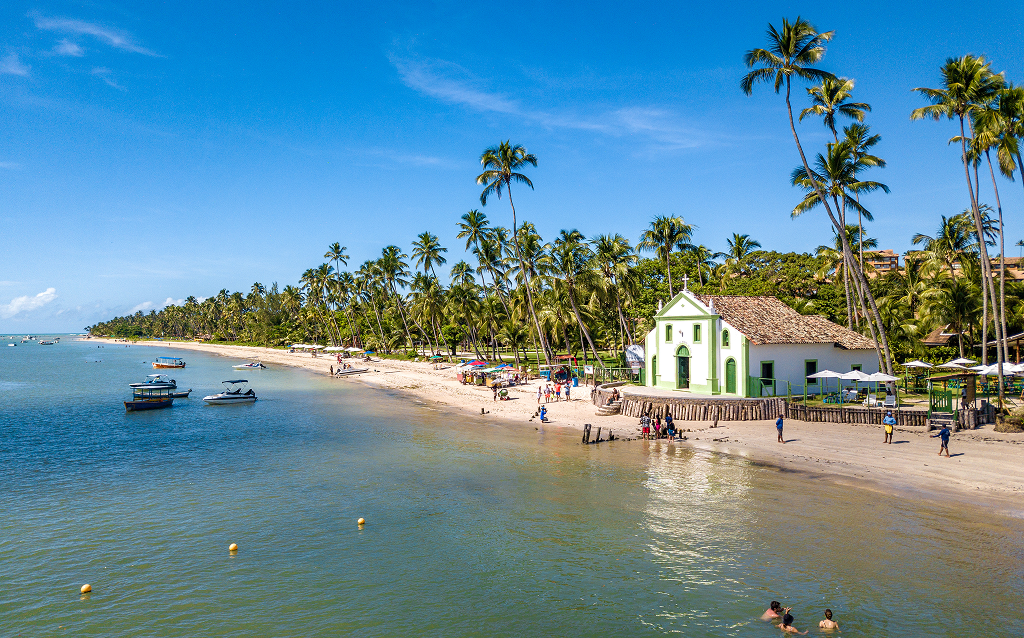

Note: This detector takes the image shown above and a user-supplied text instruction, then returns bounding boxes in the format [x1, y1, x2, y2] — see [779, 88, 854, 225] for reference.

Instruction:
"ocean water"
[1, 338, 1023, 636]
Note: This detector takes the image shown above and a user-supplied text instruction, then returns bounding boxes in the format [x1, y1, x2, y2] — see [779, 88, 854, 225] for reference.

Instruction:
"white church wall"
[747, 343, 877, 396]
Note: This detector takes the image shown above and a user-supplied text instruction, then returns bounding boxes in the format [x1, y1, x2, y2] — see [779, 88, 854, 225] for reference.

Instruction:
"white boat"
[7, 343, 15, 347]
[334, 367, 369, 376]
[130, 374, 177, 389]
[232, 359, 267, 370]
[203, 380, 257, 404]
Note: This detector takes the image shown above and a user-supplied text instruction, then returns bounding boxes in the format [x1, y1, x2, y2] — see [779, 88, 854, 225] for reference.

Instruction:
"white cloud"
[0, 161, 20, 169]
[163, 297, 185, 306]
[1, 288, 57, 319]
[129, 301, 155, 313]
[31, 13, 160, 57]
[0, 53, 30, 76]
[130, 297, 184, 313]
[53, 39, 84, 57]
[391, 55, 710, 150]
[91, 67, 126, 91]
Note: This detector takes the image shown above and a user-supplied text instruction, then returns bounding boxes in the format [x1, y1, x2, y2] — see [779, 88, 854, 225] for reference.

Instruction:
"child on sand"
[932, 424, 951, 457]
[776, 416, 785, 443]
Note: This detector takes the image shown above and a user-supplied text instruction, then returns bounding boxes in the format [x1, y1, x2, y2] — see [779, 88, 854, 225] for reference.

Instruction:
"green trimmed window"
[805, 360, 818, 384]
[665, 324, 673, 342]
[722, 329, 730, 347]
[852, 364, 862, 372]
[693, 324, 701, 343]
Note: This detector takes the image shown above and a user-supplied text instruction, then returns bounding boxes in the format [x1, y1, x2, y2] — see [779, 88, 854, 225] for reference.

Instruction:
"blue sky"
[2, 1, 1023, 332]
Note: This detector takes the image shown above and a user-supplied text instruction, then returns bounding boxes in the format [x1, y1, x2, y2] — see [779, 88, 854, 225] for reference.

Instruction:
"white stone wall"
[747, 343, 878, 395]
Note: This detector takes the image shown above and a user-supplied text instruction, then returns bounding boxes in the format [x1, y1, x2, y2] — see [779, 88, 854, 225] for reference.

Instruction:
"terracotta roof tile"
[694, 294, 876, 350]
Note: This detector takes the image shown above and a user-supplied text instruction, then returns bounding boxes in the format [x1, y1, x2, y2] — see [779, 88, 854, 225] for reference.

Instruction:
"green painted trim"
[851, 363, 863, 371]
[665, 323, 673, 343]
[654, 291, 713, 319]
[721, 329, 730, 348]
[741, 337, 750, 397]
[707, 318, 719, 394]
[805, 359, 819, 385]
[693, 323, 702, 343]
[725, 357, 737, 394]
[674, 344, 690, 357]
[758, 360, 776, 396]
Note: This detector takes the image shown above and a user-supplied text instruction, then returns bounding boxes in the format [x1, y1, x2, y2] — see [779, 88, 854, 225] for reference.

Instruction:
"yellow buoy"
[357, 518, 365, 526]
[229, 543, 238, 551]
[80, 584, 91, 594]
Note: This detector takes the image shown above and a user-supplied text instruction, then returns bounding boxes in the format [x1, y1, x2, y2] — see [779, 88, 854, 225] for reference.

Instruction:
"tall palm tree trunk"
[507, 187, 551, 365]
[784, 76, 894, 374]
[984, 149, 1007, 403]
[567, 286, 605, 368]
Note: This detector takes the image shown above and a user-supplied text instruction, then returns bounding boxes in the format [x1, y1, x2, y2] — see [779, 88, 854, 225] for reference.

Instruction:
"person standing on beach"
[776, 416, 785, 443]
[640, 414, 651, 439]
[818, 609, 839, 630]
[883, 411, 896, 444]
[932, 424, 951, 457]
[493, 385, 498, 401]
[537, 386, 542, 404]
[565, 384, 571, 401]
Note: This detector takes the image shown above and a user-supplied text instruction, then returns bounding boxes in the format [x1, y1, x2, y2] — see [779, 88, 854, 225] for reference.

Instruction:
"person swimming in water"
[779, 612, 807, 634]
[761, 601, 788, 620]
[818, 608, 839, 630]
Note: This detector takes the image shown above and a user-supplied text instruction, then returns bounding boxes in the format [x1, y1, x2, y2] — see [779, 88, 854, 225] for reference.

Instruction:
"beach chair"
[882, 394, 896, 409]
[863, 393, 877, 407]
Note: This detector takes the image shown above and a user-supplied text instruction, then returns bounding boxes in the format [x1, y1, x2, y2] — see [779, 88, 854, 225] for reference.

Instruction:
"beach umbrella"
[980, 363, 1018, 376]
[902, 360, 933, 368]
[866, 372, 899, 382]
[839, 370, 871, 380]
[324, 347, 344, 352]
[806, 369, 841, 396]
[937, 362, 966, 370]
[949, 357, 977, 365]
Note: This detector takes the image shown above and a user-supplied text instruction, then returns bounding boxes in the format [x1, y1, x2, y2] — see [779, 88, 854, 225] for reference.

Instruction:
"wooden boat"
[169, 389, 192, 398]
[153, 356, 186, 369]
[125, 386, 175, 411]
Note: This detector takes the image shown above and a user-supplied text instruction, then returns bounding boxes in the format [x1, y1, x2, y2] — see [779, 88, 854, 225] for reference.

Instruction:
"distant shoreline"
[89, 337, 1024, 516]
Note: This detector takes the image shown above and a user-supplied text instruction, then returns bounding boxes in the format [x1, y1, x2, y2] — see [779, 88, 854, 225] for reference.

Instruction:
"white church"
[643, 285, 878, 397]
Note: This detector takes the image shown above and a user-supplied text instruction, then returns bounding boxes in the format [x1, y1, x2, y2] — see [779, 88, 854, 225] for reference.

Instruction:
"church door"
[725, 358, 736, 394]
[675, 345, 690, 389]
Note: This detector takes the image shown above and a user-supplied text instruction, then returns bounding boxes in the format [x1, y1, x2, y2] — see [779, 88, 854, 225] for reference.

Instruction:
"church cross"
[682, 274, 689, 291]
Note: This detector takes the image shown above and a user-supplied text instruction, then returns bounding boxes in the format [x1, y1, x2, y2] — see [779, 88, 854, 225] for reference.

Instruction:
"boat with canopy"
[153, 356, 186, 369]
[203, 380, 258, 404]
[125, 386, 175, 411]
[129, 374, 177, 389]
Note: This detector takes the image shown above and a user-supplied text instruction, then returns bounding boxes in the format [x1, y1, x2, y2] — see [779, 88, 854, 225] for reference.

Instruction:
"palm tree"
[911, 213, 977, 281]
[476, 141, 550, 366]
[1016, 239, 1024, 258]
[843, 123, 886, 270]
[411, 231, 448, 281]
[714, 233, 762, 285]
[688, 244, 718, 287]
[593, 233, 637, 347]
[379, 245, 424, 353]
[912, 55, 1005, 387]
[548, 229, 604, 367]
[449, 261, 477, 287]
[791, 140, 888, 334]
[800, 77, 870, 140]
[637, 215, 694, 297]
[743, 17, 895, 375]
[456, 210, 491, 288]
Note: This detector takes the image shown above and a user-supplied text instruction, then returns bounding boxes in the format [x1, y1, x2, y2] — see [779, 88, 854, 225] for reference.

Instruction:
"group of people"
[777, 410, 954, 456]
[762, 601, 839, 634]
[537, 382, 571, 403]
[638, 412, 677, 441]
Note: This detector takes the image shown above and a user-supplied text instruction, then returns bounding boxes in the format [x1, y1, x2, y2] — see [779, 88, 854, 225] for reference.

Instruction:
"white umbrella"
[902, 360, 933, 368]
[980, 363, 1018, 376]
[866, 372, 899, 382]
[937, 362, 966, 370]
[969, 365, 989, 371]
[807, 369, 842, 378]
[949, 357, 977, 365]
[324, 347, 344, 352]
[839, 370, 871, 380]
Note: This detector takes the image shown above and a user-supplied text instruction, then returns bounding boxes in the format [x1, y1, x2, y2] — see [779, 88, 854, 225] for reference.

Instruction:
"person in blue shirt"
[539, 405, 548, 423]
[931, 424, 951, 457]
[776, 416, 785, 443]
[882, 411, 897, 444]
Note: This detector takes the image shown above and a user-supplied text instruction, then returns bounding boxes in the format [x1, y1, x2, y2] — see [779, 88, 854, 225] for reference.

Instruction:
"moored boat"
[232, 359, 267, 370]
[169, 389, 192, 398]
[334, 367, 369, 376]
[125, 386, 175, 411]
[153, 356, 186, 369]
[129, 374, 177, 389]
[203, 380, 257, 404]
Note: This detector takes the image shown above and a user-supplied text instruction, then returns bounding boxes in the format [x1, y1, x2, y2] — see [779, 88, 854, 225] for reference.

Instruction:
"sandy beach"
[98, 338, 1024, 513]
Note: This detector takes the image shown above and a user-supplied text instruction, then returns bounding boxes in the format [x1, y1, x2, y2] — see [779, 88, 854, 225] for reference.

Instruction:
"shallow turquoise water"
[1, 338, 1022, 636]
